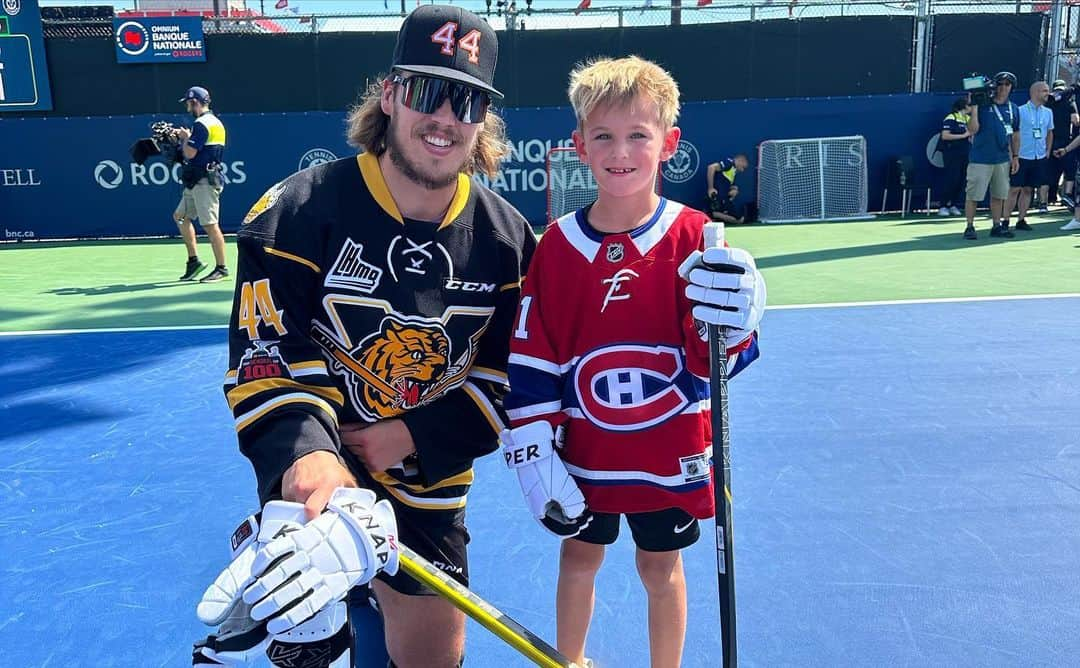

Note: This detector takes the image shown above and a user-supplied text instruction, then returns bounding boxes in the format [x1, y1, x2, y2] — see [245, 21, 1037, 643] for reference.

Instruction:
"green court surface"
[2, 212, 1078, 333]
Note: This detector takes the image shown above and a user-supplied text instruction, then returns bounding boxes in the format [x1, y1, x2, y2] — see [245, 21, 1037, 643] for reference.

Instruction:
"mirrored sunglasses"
[392, 74, 491, 124]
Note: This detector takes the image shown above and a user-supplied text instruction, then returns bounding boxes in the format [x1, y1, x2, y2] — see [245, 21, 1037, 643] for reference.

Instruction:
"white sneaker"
[1062, 219, 1080, 231]
[937, 207, 951, 217]
[949, 206, 963, 216]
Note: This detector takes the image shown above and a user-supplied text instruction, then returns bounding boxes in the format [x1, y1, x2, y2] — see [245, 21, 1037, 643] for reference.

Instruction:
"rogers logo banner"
[92, 159, 247, 189]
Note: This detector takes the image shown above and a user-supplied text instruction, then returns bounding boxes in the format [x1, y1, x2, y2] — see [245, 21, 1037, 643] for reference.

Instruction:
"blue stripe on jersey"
[505, 363, 564, 412]
[729, 334, 760, 380]
[574, 198, 668, 242]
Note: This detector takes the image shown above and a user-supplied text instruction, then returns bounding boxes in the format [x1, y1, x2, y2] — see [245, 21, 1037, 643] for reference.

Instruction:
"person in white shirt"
[1005, 81, 1053, 231]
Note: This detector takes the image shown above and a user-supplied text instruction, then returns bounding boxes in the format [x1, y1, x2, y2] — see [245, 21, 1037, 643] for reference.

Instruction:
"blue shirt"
[1017, 102, 1054, 160]
[970, 101, 1019, 165]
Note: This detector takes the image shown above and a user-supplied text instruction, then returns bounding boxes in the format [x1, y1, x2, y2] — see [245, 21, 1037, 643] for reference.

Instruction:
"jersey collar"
[356, 152, 470, 230]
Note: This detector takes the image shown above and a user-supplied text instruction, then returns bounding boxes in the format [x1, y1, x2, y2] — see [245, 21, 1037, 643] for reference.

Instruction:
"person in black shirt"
[936, 97, 972, 216]
[1046, 79, 1079, 209]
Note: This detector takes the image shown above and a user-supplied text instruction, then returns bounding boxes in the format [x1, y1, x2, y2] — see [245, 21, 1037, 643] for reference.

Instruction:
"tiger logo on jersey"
[355, 316, 451, 417]
[313, 296, 494, 421]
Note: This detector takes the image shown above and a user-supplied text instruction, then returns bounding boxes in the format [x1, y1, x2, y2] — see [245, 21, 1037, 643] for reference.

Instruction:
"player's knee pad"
[265, 601, 351, 668]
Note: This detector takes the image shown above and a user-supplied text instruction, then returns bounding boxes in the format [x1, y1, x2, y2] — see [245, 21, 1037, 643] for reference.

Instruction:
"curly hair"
[346, 76, 510, 179]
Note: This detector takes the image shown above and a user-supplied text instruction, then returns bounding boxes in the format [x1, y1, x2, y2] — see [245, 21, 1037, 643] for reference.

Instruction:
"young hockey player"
[501, 56, 766, 667]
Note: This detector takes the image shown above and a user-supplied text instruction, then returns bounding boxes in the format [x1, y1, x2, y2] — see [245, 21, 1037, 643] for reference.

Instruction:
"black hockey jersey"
[225, 153, 536, 510]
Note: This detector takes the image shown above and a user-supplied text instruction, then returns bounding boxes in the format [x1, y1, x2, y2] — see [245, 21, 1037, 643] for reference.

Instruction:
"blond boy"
[501, 56, 766, 666]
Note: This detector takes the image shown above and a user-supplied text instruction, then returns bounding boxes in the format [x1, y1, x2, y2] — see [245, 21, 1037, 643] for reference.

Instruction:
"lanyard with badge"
[1023, 102, 1044, 139]
[993, 101, 1014, 137]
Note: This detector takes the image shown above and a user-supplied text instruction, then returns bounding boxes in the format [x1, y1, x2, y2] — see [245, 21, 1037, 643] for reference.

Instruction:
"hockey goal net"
[756, 135, 872, 223]
[546, 146, 661, 222]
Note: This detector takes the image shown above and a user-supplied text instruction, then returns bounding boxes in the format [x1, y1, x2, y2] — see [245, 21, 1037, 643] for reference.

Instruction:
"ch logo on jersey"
[573, 344, 690, 432]
[601, 268, 638, 313]
[313, 296, 492, 421]
[606, 242, 624, 263]
[387, 235, 455, 282]
[326, 238, 382, 294]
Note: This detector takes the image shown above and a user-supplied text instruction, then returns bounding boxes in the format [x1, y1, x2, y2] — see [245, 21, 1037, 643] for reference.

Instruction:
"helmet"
[994, 71, 1017, 86]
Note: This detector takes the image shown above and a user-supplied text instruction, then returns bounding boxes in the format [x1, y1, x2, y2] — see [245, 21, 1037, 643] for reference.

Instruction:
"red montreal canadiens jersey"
[506, 199, 752, 519]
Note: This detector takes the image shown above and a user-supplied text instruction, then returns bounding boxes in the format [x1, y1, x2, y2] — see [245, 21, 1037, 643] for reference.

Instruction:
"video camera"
[963, 74, 995, 107]
[129, 121, 184, 166]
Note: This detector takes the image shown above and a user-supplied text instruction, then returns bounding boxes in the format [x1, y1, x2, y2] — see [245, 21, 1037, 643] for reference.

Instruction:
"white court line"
[1, 293, 1078, 338]
[767, 292, 1080, 311]
[0, 323, 227, 337]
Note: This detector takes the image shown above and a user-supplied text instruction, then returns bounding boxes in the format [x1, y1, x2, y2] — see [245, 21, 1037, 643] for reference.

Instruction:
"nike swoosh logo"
[674, 520, 695, 534]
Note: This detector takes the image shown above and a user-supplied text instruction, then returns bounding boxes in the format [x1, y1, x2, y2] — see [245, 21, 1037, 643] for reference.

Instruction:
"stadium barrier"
[1, 92, 980, 239]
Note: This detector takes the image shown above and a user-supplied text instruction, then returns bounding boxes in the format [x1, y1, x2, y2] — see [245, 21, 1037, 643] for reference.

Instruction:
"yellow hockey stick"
[396, 543, 578, 668]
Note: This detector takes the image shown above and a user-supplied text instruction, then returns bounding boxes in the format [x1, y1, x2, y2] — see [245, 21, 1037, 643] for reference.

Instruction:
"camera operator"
[1046, 79, 1079, 209]
[963, 72, 1020, 240]
[1004, 81, 1053, 231]
[174, 86, 229, 283]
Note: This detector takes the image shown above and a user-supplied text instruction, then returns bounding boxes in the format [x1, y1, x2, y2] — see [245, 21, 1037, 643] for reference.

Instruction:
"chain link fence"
[41, 1, 1061, 36]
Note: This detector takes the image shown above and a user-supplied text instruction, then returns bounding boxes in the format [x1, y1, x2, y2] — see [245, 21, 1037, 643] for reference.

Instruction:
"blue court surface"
[3, 297, 1079, 667]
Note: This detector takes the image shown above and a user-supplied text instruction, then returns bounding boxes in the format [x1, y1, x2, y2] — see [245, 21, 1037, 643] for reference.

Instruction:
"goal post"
[756, 135, 874, 223]
[546, 146, 661, 222]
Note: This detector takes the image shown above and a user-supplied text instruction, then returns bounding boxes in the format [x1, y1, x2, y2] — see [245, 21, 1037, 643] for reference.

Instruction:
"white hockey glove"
[502, 421, 593, 539]
[678, 244, 766, 348]
[193, 502, 307, 665]
[242, 487, 399, 635]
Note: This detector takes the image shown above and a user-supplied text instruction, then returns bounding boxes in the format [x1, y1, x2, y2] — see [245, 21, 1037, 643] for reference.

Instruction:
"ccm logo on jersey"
[444, 278, 496, 293]
[573, 344, 690, 432]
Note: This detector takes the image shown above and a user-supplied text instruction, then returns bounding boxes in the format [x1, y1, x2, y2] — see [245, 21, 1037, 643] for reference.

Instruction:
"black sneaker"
[990, 225, 1015, 238]
[180, 259, 206, 281]
[1062, 193, 1076, 209]
[963, 227, 977, 240]
[1015, 219, 1034, 231]
[199, 266, 230, 283]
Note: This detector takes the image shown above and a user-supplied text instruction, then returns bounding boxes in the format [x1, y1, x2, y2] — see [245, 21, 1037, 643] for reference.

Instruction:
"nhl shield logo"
[605, 242, 624, 263]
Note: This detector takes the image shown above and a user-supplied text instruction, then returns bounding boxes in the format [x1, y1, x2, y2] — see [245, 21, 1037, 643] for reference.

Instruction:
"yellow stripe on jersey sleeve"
[234, 393, 339, 432]
[369, 468, 475, 494]
[264, 246, 322, 273]
[226, 378, 344, 411]
[381, 484, 468, 511]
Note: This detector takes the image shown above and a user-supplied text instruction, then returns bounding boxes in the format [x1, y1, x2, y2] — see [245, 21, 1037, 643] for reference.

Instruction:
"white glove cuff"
[326, 487, 400, 577]
[502, 421, 556, 469]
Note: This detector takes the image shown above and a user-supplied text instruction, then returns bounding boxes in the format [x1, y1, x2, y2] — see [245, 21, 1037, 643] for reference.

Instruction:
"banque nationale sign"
[114, 17, 206, 64]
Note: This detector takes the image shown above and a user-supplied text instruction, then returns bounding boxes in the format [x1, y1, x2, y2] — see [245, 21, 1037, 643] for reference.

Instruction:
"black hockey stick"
[703, 222, 738, 668]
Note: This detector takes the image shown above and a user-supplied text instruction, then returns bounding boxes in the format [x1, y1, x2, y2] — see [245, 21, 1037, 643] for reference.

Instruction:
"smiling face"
[380, 76, 482, 190]
[572, 95, 680, 201]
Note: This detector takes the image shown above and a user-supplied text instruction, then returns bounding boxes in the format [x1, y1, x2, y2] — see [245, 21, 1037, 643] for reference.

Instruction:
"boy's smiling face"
[573, 95, 680, 201]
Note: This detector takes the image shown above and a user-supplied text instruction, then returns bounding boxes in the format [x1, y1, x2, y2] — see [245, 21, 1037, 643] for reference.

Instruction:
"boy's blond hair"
[568, 56, 681, 130]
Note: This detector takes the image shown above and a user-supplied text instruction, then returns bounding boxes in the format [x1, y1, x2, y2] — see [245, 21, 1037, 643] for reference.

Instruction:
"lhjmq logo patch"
[326, 238, 383, 294]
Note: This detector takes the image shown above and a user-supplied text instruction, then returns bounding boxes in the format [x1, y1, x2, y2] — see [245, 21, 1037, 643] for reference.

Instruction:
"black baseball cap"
[391, 5, 502, 99]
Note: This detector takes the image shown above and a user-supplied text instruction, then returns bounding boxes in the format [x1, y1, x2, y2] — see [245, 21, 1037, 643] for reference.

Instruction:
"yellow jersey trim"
[356, 152, 471, 230]
[264, 246, 321, 273]
[227, 378, 345, 411]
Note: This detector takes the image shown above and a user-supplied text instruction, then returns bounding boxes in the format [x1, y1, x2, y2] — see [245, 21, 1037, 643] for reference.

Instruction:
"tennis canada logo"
[3, 0, 21, 17]
[299, 148, 338, 171]
[115, 21, 151, 57]
[662, 140, 699, 184]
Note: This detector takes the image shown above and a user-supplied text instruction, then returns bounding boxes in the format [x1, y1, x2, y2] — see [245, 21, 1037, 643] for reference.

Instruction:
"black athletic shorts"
[1010, 157, 1047, 188]
[574, 507, 701, 552]
[354, 467, 470, 597]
